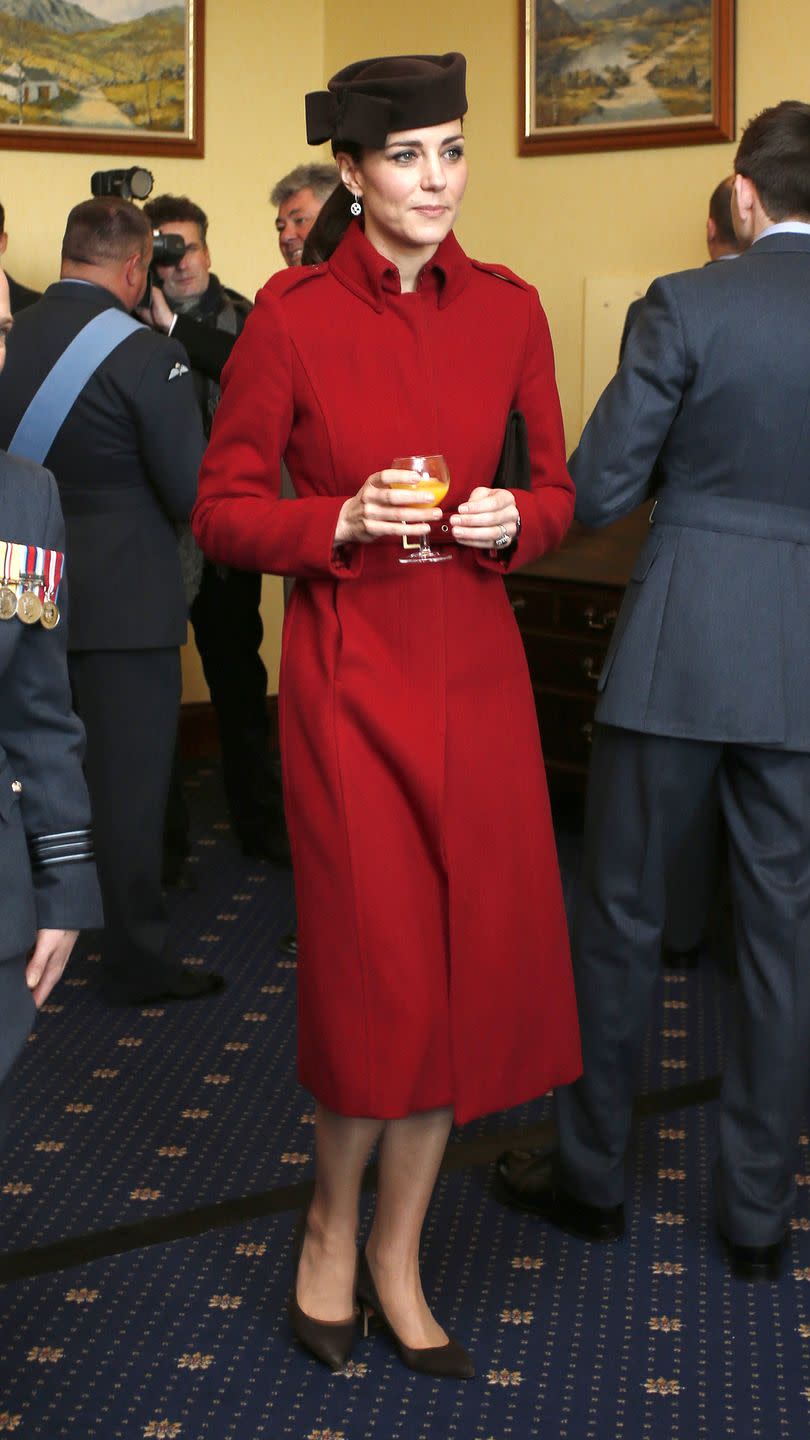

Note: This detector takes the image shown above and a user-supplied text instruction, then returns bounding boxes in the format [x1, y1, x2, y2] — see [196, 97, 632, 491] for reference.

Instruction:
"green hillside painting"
[0, 0, 198, 144]
[534, 0, 713, 130]
[522, 0, 734, 156]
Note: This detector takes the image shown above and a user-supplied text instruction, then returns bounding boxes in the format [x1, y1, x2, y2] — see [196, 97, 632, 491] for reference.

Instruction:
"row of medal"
[0, 541, 63, 629]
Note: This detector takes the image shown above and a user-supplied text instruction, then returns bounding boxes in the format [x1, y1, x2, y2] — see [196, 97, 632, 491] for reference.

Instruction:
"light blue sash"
[7, 308, 143, 465]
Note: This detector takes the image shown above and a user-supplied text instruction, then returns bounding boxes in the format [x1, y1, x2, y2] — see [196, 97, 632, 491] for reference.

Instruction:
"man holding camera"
[143, 194, 289, 868]
[0, 197, 223, 1005]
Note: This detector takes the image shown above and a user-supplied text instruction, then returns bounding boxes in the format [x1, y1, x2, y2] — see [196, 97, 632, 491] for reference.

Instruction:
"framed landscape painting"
[520, 0, 735, 156]
[0, 0, 203, 156]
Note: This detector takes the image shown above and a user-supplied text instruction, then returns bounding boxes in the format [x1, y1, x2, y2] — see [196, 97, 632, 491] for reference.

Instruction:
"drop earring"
[350, 193, 362, 217]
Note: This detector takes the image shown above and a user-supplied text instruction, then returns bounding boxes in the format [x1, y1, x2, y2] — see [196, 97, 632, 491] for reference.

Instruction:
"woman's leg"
[296, 1103, 382, 1321]
[365, 1107, 453, 1349]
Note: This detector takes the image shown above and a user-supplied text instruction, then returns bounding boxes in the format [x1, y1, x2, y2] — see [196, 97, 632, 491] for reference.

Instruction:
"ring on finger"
[494, 523, 511, 550]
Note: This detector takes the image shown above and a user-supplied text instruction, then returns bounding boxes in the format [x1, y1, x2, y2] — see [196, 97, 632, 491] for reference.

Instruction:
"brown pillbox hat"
[306, 53, 467, 150]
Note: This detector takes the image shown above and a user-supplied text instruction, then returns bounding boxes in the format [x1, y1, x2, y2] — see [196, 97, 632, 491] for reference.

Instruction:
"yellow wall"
[5, 0, 809, 700]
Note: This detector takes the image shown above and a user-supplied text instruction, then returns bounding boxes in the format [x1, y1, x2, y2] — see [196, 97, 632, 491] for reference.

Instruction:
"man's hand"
[25, 929, 78, 1008]
[135, 285, 175, 335]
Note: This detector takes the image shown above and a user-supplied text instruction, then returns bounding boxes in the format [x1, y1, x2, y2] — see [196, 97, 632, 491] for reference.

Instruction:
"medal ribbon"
[3, 541, 23, 589]
[0, 541, 63, 608]
[45, 546, 63, 601]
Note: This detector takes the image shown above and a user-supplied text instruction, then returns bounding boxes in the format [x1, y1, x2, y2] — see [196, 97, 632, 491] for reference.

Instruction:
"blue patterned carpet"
[1, 766, 809, 1439]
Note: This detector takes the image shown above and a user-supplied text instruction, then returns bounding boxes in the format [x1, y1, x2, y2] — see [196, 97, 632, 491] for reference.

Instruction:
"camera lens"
[127, 167, 154, 201]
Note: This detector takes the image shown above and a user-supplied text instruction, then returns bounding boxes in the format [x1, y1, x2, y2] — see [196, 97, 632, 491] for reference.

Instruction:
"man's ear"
[124, 251, 146, 294]
[733, 173, 755, 223]
[0, 232, 8, 257]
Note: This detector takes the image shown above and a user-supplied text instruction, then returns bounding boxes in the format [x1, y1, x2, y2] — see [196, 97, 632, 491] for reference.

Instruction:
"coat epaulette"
[262, 265, 330, 302]
[470, 260, 531, 292]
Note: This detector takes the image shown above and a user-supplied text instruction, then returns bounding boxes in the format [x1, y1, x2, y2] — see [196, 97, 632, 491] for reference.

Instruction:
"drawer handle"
[581, 657, 601, 681]
[580, 722, 594, 745]
[583, 605, 617, 631]
[510, 596, 527, 612]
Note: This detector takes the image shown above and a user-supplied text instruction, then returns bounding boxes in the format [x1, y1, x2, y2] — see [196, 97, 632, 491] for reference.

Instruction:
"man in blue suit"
[498, 100, 810, 1281]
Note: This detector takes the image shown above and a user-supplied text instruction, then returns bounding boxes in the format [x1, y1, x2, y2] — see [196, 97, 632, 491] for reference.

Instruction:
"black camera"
[151, 232, 186, 265]
[91, 167, 154, 202]
[90, 167, 187, 272]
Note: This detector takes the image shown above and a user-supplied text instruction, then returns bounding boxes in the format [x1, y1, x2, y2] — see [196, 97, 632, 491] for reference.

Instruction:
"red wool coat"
[193, 222, 582, 1123]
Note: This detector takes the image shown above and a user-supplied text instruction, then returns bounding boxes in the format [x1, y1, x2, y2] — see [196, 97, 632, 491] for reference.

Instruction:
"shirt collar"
[755, 220, 810, 244]
[328, 219, 472, 313]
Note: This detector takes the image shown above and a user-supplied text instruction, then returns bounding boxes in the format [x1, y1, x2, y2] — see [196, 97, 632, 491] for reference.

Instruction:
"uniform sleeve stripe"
[32, 846, 95, 863]
[29, 827, 94, 868]
[32, 853, 96, 869]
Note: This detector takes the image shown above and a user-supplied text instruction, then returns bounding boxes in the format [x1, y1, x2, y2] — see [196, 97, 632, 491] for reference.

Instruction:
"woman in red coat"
[193, 52, 581, 1378]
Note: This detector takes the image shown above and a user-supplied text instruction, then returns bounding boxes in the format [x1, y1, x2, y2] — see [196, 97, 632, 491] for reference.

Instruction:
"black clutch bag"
[492, 409, 531, 491]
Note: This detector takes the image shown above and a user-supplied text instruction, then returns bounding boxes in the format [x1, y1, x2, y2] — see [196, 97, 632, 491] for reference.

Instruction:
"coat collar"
[45, 279, 129, 313]
[328, 219, 472, 313]
[748, 232, 810, 256]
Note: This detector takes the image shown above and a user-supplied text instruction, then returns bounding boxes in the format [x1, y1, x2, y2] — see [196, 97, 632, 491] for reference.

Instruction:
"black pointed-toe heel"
[357, 1248, 475, 1380]
[288, 1216, 357, 1372]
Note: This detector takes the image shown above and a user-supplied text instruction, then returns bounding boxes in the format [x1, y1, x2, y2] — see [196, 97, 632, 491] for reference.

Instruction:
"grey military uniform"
[558, 230, 810, 1246]
[0, 452, 102, 1140]
[0, 280, 204, 1001]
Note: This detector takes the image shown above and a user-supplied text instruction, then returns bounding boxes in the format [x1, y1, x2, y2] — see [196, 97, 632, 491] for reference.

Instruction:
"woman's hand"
[449, 488, 520, 549]
[26, 929, 79, 1008]
[334, 471, 442, 547]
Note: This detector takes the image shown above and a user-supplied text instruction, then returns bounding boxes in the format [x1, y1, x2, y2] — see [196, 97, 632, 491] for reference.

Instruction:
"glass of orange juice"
[390, 454, 452, 565]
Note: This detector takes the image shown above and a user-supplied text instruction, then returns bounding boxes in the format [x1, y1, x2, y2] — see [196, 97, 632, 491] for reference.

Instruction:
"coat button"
[11, 780, 22, 792]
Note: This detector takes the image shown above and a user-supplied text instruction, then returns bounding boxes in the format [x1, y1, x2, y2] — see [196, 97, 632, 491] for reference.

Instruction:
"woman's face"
[338, 120, 467, 260]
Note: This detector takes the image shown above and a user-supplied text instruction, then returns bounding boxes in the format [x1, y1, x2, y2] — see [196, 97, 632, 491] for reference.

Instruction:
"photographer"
[0, 197, 223, 1006]
[143, 194, 289, 867]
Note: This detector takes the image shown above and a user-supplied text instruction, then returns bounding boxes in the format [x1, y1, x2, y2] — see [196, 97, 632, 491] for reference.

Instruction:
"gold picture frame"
[520, 0, 735, 157]
[0, 0, 204, 157]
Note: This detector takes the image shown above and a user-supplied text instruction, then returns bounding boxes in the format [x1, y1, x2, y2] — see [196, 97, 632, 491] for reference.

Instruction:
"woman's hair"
[301, 141, 363, 265]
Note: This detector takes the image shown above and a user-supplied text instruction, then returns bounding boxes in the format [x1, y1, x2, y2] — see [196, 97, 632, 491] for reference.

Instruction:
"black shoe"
[280, 931, 298, 957]
[661, 942, 702, 969]
[357, 1249, 474, 1380]
[495, 1148, 625, 1240]
[719, 1230, 786, 1282]
[102, 968, 226, 1005]
[288, 1215, 357, 1371]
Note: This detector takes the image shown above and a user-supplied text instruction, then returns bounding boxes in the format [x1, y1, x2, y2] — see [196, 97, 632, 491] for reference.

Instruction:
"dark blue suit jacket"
[570, 232, 810, 749]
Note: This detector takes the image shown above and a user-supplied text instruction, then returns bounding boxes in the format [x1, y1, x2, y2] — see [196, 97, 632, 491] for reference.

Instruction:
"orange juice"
[388, 476, 449, 504]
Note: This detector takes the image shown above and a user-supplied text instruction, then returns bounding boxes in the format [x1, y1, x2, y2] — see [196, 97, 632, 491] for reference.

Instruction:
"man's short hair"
[62, 198, 151, 265]
[735, 100, 810, 222]
[708, 176, 736, 247]
[143, 193, 208, 243]
[0, 201, 5, 235]
[270, 163, 338, 209]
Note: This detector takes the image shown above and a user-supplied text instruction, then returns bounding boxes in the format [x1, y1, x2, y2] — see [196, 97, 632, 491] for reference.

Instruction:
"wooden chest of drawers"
[505, 507, 649, 787]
